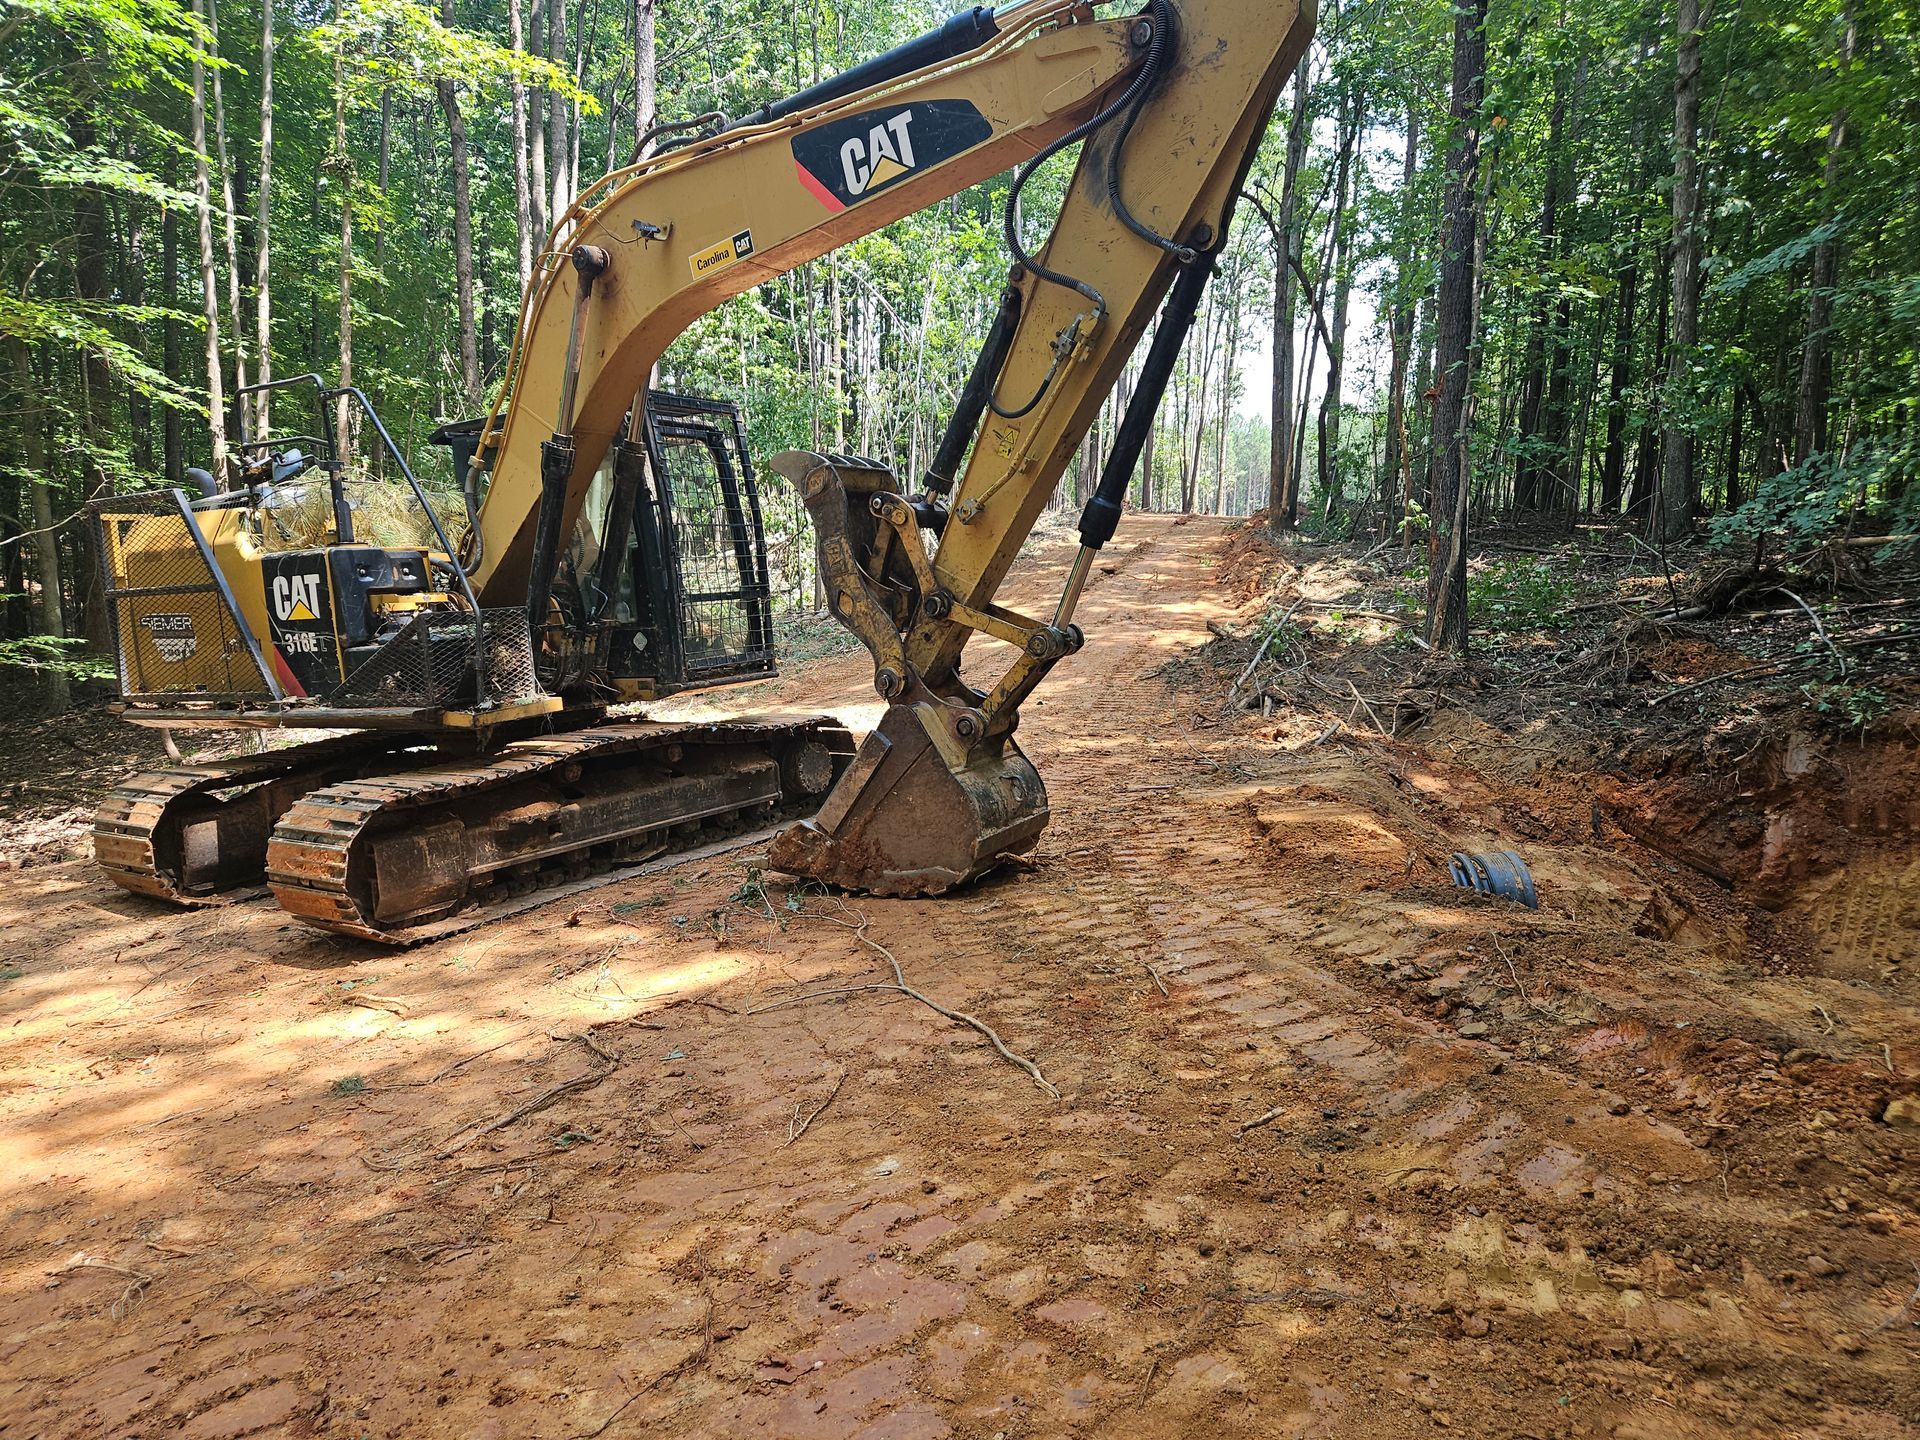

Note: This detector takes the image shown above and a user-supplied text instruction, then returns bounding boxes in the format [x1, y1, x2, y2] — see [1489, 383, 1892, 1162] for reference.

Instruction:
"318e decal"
[791, 100, 991, 212]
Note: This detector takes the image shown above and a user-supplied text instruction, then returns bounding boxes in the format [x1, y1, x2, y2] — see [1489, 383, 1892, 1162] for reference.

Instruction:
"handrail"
[321, 386, 489, 707]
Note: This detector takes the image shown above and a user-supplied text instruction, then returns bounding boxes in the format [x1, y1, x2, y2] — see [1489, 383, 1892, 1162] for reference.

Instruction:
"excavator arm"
[471, 0, 1313, 895]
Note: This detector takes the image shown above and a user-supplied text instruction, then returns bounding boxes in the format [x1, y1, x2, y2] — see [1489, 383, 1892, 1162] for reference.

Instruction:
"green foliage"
[1800, 680, 1892, 731]
[0, 628, 115, 680]
[1709, 440, 1920, 551]
[1465, 557, 1578, 633]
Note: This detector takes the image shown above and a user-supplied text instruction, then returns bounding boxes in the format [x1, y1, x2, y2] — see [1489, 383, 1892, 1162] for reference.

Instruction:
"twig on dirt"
[1308, 719, 1344, 747]
[55, 1255, 153, 1319]
[1235, 1104, 1286, 1138]
[436, 1031, 620, 1157]
[1228, 629, 1280, 706]
[1866, 1261, 1920, 1337]
[1883, 1044, 1896, 1075]
[748, 983, 900, 1014]
[1348, 680, 1389, 736]
[1771, 587, 1847, 677]
[1623, 530, 1681, 608]
[1379, 1165, 1446, 1183]
[752, 903, 1060, 1099]
[343, 993, 408, 1016]
[1138, 1356, 1159, 1405]
[1293, 599, 1420, 628]
[1653, 626, 1920, 703]
[1492, 935, 1535, 1011]
[1565, 594, 1654, 615]
[570, 1385, 644, 1439]
[1145, 964, 1169, 998]
[1814, 1005, 1836, 1035]
[1229, 599, 1306, 706]
[786, 1070, 848, 1146]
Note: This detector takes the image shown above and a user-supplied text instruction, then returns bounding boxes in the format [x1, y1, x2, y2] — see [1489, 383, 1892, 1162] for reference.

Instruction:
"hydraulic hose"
[992, 0, 1179, 418]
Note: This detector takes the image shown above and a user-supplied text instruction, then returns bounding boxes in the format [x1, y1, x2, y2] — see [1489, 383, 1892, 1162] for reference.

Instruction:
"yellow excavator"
[89, 0, 1313, 943]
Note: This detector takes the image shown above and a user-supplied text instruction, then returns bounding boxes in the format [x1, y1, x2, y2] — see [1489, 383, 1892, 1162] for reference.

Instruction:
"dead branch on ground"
[749, 901, 1059, 1099]
[786, 1070, 848, 1146]
[436, 1030, 620, 1157]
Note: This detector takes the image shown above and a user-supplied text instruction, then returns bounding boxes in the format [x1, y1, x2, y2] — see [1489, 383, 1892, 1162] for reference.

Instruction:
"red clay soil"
[1, 514, 1915, 1439]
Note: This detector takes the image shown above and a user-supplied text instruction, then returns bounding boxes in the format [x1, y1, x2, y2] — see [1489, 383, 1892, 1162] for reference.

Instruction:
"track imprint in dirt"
[2, 515, 1915, 1439]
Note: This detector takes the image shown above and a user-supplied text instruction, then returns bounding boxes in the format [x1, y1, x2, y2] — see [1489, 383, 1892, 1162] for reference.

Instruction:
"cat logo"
[840, 112, 918, 197]
[792, 99, 991, 213]
[272, 569, 323, 624]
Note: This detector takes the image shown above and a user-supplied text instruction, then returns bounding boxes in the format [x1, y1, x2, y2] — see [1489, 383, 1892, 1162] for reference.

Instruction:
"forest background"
[2, 0, 1914, 696]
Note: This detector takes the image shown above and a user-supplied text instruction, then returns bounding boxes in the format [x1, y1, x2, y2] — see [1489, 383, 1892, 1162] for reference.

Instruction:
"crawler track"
[264, 717, 853, 944]
[92, 732, 425, 905]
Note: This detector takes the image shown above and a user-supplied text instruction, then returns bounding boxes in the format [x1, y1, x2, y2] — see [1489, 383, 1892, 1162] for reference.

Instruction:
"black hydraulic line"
[591, 436, 649, 625]
[923, 282, 1022, 495]
[1105, 0, 1195, 264]
[527, 437, 576, 639]
[623, 110, 725, 165]
[1077, 245, 1215, 552]
[992, 1, 1175, 418]
[726, 6, 998, 132]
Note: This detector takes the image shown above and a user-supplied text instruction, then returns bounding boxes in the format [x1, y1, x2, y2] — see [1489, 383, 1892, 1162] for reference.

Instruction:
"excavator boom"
[472, 0, 1312, 894]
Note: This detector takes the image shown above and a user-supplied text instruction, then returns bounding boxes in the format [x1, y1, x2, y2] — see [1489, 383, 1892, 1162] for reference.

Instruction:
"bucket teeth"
[768, 700, 1048, 897]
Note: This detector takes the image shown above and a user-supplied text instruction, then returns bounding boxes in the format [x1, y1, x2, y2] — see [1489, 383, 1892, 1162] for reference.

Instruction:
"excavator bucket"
[768, 696, 1047, 896]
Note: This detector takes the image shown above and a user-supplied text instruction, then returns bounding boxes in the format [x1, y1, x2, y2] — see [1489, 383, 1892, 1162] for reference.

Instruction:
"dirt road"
[2, 515, 1915, 1439]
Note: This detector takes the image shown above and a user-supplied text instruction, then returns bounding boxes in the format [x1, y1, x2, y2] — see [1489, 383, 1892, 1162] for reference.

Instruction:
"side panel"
[261, 552, 344, 697]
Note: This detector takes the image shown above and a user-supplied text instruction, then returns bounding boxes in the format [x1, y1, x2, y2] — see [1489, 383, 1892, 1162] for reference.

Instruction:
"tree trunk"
[509, 0, 534, 298]
[437, 0, 480, 409]
[1629, 267, 1668, 518]
[329, 0, 353, 459]
[1268, 56, 1309, 528]
[208, 0, 249, 422]
[191, 0, 229, 474]
[1600, 237, 1638, 511]
[547, 0, 569, 225]
[530, 0, 549, 244]
[254, 0, 274, 435]
[1656, 0, 1703, 542]
[1382, 100, 1419, 535]
[1513, 72, 1567, 513]
[1793, 7, 1854, 467]
[1317, 83, 1364, 525]
[633, 0, 656, 154]
[162, 193, 183, 483]
[1426, 0, 1488, 653]
[9, 340, 70, 708]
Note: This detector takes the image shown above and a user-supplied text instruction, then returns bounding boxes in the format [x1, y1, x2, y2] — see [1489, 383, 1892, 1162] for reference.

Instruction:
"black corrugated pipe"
[923, 281, 1022, 495]
[727, 6, 998, 132]
[1078, 246, 1216, 552]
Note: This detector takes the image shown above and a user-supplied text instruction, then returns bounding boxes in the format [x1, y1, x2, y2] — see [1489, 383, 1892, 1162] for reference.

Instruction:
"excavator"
[89, 0, 1313, 944]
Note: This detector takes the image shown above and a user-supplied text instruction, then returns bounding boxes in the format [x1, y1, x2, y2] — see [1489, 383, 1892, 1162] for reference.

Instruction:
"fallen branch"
[1235, 1104, 1285, 1137]
[1349, 679, 1389, 736]
[1771, 586, 1846, 677]
[55, 1254, 153, 1319]
[436, 1031, 620, 1157]
[752, 904, 1059, 1099]
[786, 1070, 847, 1146]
